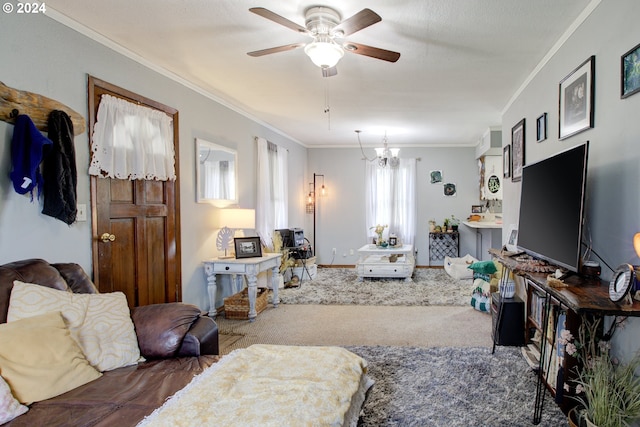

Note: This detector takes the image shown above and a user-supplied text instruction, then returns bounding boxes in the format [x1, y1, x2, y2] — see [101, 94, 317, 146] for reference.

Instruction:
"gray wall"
[501, 0, 640, 359]
[0, 12, 306, 312]
[307, 146, 482, 266]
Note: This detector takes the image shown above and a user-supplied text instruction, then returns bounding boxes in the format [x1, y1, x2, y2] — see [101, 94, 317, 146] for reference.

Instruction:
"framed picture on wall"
[559, 55, 595, 140]
[536, 113, 547, 142]
[503, 145, 511, 178]
[511, 119, 525, 182]
[621, 42, 640, 99]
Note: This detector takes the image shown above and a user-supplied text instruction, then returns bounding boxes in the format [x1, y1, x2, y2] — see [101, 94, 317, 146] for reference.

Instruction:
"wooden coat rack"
[0, 81, 86, 135]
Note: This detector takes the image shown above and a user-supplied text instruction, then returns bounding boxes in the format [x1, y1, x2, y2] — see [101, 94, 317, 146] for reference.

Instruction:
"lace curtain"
[365, 158, 417, 245]
[256, 137, 288, 247]
[89, 94, 175, 180]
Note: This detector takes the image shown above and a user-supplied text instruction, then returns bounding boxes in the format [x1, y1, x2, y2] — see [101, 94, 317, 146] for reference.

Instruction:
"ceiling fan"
[247, 6, 401, 77]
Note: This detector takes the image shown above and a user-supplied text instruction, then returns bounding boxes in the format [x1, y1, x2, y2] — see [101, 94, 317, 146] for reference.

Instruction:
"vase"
[568, 408, 579, 427]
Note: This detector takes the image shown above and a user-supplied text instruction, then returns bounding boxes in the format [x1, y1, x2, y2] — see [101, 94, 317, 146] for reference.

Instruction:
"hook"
[9, 109, 19, 118]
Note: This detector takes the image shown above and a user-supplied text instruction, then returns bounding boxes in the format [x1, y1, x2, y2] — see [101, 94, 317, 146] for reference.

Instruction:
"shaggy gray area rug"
[347, 346, 567, 427]
[278, 267, 474, 306]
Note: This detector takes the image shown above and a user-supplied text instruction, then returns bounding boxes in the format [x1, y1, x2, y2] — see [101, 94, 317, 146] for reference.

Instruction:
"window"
[256, 138, 288, 246]
[365, 159, 417, 245]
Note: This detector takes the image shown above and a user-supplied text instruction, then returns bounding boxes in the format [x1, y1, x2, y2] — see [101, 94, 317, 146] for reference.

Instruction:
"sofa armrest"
[131, 303, 218, 358]
[177, 316, 219, 356]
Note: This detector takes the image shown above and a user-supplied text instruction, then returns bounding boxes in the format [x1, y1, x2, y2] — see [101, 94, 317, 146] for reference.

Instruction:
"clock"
[609, 264, 637, 302]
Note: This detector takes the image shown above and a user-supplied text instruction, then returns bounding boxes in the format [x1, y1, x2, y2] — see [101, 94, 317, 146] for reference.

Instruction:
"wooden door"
[88, 76, 181, 307]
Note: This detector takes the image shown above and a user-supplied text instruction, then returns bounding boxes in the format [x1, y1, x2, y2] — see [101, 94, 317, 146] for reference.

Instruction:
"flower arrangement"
[559, 316, 640, 427]
[370, 224, 388, 245]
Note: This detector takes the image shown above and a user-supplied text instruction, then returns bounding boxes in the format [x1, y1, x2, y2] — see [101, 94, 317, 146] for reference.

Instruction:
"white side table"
[356, 244, 415, 281]
[203, 253, 282, 322]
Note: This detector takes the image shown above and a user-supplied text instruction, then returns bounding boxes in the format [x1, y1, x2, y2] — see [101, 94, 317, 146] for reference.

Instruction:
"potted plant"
[443, 217, 450, 232]
[265, 232, 295, 288]
[449, 215, 460, 231]
[560, 316, 640, 427]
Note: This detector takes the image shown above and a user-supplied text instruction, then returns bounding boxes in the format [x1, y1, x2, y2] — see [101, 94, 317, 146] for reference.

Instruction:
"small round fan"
[609, 264, 637, 303]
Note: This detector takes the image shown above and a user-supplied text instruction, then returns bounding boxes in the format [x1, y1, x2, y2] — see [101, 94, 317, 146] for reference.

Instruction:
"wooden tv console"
[489, 248, 640, 423]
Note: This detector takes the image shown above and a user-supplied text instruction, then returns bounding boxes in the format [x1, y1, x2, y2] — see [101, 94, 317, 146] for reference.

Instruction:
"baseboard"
[317, 264, 443, 269]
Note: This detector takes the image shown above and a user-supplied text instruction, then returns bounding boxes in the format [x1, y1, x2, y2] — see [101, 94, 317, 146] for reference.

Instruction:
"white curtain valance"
[89, 94, 176, 180]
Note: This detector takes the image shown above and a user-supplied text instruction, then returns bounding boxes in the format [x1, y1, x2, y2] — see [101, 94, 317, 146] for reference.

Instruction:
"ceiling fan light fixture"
[304, 40, 344, 69]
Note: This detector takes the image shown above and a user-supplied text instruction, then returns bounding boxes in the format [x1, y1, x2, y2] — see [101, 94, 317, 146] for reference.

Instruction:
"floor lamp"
[312, 173, 325, 255]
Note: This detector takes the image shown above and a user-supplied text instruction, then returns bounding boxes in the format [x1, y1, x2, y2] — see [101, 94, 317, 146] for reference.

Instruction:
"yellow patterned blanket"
[137, 344, 373, 427]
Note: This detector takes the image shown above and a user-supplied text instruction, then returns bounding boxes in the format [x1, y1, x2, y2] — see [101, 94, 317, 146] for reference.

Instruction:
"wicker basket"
[224, 287, 268, 320]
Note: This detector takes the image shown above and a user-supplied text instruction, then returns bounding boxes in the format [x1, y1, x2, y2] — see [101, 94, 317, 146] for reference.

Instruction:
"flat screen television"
[516, 142, 589, 273]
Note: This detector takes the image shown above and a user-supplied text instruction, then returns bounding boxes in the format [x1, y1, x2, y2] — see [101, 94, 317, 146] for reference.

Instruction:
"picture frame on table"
[503, 145, 511, 179]
[234, 237, 262, 259]
[559, 55, 595, 140]
[471, 205, 483, 214]
[511, 119, 525, 182]
[621, 42, 640, 99]
[536, 113, 547, 142]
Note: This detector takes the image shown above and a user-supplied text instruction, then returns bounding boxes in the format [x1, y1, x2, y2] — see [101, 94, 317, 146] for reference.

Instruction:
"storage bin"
[223, 287, 268, 320]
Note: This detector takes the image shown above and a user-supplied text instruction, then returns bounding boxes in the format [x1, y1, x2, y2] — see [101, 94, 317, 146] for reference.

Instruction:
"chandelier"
[374, 134, 400, 168]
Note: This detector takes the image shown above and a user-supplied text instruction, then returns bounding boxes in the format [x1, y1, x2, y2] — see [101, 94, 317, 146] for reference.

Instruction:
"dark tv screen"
[517, 142, 588, 272]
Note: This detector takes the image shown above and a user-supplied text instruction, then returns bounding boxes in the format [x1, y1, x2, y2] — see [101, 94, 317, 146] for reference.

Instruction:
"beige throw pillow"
[8, 281, 143, 372]
[0, 311, 102, 404]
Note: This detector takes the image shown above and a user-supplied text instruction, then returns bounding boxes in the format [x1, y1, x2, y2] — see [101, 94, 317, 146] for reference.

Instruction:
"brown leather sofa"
[0, 259, 220, 427]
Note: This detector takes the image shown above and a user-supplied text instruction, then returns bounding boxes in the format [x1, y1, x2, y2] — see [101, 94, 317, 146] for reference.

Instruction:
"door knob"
[100, 233, 116, 243]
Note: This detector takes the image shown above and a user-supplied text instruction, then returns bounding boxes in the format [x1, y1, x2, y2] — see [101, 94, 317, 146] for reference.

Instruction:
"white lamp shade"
[216, 208, 255, 230]
[375, 147, 385, 157]
[304, 41, 344, 68]
[390, 148, 400, 157]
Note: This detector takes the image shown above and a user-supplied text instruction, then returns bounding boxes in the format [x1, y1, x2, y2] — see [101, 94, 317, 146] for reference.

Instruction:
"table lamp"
[215, 208, 256, 258]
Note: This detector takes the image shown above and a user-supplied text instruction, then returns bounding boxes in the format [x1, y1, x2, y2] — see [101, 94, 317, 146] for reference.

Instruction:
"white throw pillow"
[8, 281, 143, 371]
[0, 375, 28, 423]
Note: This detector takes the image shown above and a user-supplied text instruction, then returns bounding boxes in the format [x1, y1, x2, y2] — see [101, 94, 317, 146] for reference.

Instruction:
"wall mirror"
[195, 138, 238, 205]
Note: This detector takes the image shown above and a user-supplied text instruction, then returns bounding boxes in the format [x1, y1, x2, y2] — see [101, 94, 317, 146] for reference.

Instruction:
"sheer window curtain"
[365, 158, 417, 245]
[256, 137, 288, 247]
[90, 94, 175, 180]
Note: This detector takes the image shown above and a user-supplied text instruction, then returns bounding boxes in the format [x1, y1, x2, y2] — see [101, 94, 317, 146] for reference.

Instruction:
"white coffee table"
[356, 244, 415, 281]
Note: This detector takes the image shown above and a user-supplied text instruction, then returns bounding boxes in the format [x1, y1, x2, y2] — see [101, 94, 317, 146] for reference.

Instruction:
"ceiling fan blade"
[247, 43, 305, 57]
[322, 66, 338, 78]
[344, 42, 401, 62]
[249, 7, 308, 34]
[333, 9, 381, 37]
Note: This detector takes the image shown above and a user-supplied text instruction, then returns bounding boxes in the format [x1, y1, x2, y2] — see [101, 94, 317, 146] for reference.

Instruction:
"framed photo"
[471, 205, 483, 214]
[234, 237, 262, 259]
[430, 170, 442, 184]
[503, 145, 511, 179]
[621, 42, 640, 99]
[505, 225, 518, 253]
[511, 119, 525, 182]
[559, 56, 595, 140]
[536, 113, 547, 142]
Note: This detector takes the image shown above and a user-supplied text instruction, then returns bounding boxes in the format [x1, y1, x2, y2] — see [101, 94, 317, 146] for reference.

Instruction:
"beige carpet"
[217, 304, 493, 355]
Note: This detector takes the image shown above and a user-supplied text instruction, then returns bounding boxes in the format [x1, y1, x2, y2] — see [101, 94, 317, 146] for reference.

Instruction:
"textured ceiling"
[46, 0, 593, 148]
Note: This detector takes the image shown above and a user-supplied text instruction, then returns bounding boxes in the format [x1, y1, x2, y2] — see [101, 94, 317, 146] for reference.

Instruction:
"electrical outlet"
[332, 248, 337, 254]
[349, 249, 354, 255]
[77, 204, 87, 222]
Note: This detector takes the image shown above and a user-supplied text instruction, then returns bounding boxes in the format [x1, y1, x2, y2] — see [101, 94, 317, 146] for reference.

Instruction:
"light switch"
[77, 204, 87, 221]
